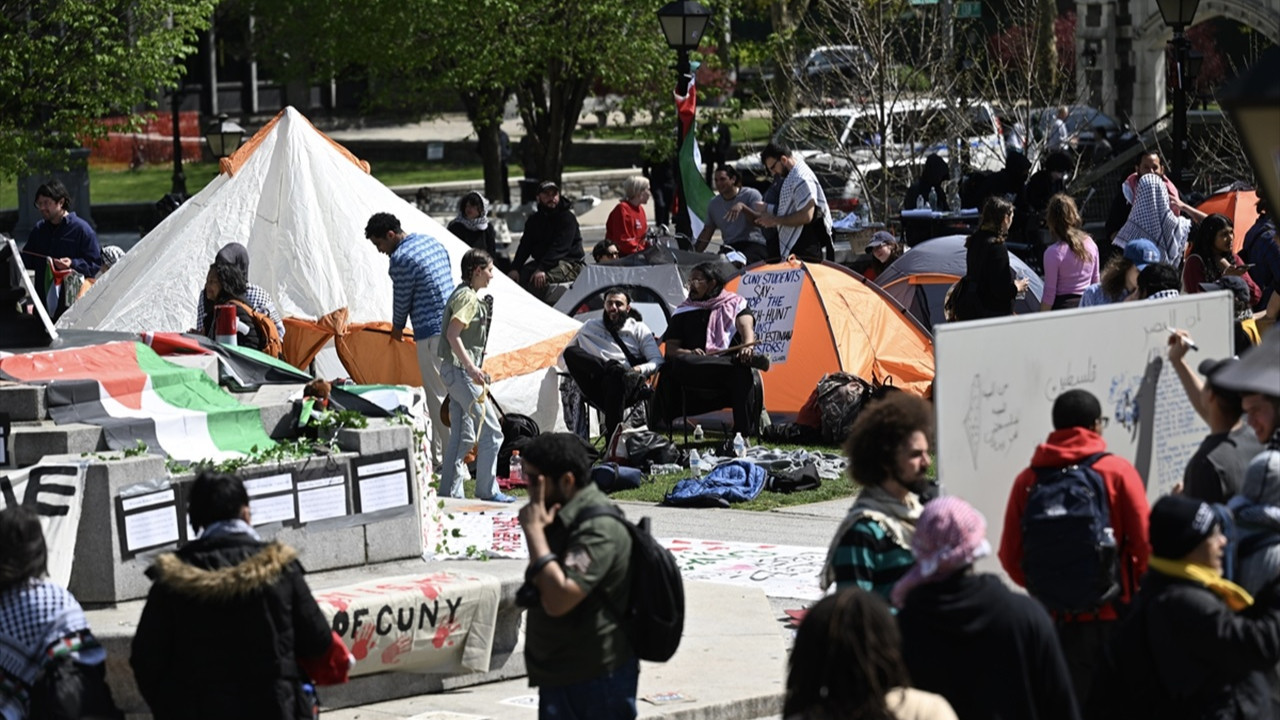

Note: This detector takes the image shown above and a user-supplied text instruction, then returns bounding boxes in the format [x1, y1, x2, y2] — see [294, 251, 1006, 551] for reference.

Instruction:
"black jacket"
[1090, 570, 1280, 719]
[897, 571, 1080, 720]
[446, 220, 498, 256]
[513, 198, 585, 271]
[965, 230, 1018, 318]
[130, 535, 333, 720]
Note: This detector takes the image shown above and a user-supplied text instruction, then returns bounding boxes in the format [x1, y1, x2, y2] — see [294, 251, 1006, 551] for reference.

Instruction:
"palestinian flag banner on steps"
[676, 65, 716, 239]
[0, 341, 274, 462]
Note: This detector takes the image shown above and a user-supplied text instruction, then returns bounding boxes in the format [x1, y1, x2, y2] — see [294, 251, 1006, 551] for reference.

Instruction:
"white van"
[737, 98, 1006, 216]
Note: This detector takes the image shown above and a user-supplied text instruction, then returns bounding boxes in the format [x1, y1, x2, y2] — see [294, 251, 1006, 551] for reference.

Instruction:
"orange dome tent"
[725, 259, 934, 416]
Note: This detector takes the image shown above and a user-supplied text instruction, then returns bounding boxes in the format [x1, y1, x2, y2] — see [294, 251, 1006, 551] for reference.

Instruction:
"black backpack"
[1020, 452, 1121, 613]
[573, 505, 685, 662]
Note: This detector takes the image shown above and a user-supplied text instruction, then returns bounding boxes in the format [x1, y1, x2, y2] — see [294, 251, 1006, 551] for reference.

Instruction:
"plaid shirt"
[195, 283, 285, 338]
[389, 232, 454, 338]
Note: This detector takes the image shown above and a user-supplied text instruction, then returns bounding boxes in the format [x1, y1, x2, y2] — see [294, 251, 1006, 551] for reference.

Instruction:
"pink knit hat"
[891, 496, 991, 608]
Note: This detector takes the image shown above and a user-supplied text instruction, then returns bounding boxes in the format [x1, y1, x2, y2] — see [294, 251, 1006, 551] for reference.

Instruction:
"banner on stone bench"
[0, 461, 86, 586]
[314, 571, 501, 676]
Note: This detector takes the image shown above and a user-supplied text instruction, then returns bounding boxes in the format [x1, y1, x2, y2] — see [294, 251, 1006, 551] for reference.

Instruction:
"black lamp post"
[204, 113, 246, 160]
[169, 82, 187, 198]
[1155, 0, 1200, 190]
[657, 0, 712, 238]
[1221, 46, 1280, 215]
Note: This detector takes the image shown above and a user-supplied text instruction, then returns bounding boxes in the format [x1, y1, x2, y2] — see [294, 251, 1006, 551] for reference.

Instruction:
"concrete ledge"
[0, 383, 45, 422]
[11, 422, 106, 467]
[87, 556, 531, 717]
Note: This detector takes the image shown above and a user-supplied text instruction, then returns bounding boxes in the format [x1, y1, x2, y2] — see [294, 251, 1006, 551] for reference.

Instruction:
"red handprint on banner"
[380, 634, 413, 665]
[350, 623, 377, 661]
[432, 620, 461, 649]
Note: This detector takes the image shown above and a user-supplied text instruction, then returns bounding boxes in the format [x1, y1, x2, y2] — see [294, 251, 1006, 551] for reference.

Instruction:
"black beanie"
[1149, 494, 1218, 560]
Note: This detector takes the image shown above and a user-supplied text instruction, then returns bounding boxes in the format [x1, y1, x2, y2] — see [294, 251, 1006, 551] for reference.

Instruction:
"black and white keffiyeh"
[452, 192, 491, 233]
[1112, 173, 1190, 263]
[776, 158, 832, 258]
[0, 578, 102, 718]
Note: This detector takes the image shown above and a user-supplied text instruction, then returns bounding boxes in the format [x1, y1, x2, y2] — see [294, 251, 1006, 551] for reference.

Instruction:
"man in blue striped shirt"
[367, 213, 455, 465]
[821, 393, 933, 602]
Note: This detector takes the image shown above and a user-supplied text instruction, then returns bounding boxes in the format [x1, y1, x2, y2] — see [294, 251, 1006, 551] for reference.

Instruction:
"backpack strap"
[605, 323, 645, 368]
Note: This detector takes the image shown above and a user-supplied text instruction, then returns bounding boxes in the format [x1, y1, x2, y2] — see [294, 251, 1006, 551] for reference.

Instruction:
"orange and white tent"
[59, 107, 579, 429]
[725, 259, 934, 415]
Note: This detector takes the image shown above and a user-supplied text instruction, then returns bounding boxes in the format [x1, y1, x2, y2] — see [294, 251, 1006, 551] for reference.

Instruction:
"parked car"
[1030, 105, 1137, 165]
[736, 98, 1006, 217]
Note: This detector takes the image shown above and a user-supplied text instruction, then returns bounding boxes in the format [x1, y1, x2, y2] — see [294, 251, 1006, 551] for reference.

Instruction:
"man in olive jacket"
[131, 472, 333, 720]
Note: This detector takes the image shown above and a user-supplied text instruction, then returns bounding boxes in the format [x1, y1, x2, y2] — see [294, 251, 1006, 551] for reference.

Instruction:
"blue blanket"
[663, 460, 766, 507]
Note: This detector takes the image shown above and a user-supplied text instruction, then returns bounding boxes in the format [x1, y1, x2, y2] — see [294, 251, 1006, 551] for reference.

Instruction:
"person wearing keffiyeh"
[754, 143, 832, 262]
[1112, 174, 1198, 265]
[0, 506, 117, 720]
[656, 261, 770, 442]
[1089, 494, 1280, 719]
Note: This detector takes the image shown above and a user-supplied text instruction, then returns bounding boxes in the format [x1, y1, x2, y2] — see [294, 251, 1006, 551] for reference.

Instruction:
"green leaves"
[0, 0, 216, 179]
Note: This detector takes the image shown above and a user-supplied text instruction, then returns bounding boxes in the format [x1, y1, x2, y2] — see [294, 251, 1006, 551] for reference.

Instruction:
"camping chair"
[651, 367, 766, 444]
[557, 370, 653, 449]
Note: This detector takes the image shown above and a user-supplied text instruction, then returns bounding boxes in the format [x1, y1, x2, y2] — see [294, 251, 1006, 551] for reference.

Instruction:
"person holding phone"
[1182, 213, 1262, 306]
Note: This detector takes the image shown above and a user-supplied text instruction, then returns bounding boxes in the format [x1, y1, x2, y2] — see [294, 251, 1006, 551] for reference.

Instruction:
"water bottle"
[732, 432, 746, 458]
[509, 449, 523, 483]
[688, 449, 702, 477]
[692, 424, 705, 442]
[928, 188, 939, 212]
[916, 194, 928, 211]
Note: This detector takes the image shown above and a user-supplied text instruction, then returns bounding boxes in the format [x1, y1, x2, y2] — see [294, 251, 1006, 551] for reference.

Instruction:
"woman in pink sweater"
[1042, 194, 1099, 310]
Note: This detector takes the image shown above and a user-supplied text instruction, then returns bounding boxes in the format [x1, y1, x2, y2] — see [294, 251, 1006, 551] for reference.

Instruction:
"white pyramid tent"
[60, 107, 580, 428]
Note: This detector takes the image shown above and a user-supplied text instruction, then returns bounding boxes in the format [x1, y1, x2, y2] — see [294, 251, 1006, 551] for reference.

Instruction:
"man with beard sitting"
[562, 287, 665, 439]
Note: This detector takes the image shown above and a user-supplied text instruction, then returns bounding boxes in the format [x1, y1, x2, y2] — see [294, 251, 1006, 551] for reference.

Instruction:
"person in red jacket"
[999, 388, 1151, 708]
[604, 176, 651, 256]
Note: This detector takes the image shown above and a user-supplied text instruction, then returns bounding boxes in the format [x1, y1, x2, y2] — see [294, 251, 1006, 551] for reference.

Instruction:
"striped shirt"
[389, 232, 454, 339]
[195, 283, 285, 338]
[830, 517, 916, 602]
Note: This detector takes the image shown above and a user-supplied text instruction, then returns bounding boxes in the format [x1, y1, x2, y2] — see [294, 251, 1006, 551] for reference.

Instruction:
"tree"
[237, 0, 671, 200]
[0, 0, 216, 179]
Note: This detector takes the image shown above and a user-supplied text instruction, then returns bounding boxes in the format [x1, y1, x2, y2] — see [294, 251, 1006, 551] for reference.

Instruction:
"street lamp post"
[204, 113, 246, 160]
[657, 0, 712, 238]
[1155, 0, 1201, 190]
[1220, 46, 1280, 214]
[170, 83, 187, 198]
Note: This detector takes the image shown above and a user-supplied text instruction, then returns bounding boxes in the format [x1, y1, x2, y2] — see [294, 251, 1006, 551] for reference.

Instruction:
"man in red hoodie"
[999, 388, 1151, 708]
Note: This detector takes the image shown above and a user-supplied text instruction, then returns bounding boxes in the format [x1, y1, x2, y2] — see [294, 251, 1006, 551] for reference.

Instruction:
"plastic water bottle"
[509, 450, 523, 483]
[732, 432, 746, 458]
[692, 424, 705, 442]
[688, 449, 702, 477]
[916, 194, 928, 211]
[928, 188, 939, 211]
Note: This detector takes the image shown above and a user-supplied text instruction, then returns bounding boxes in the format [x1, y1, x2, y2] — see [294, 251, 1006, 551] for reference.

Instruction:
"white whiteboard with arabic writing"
[933, 292, 1234, 570]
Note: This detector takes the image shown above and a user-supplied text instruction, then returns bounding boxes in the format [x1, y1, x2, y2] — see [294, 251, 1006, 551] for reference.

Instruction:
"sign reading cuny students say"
[737, 267, 804, 363]
[314, 572, 501, 676]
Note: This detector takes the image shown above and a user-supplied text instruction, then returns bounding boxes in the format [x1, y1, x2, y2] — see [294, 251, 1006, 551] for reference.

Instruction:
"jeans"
[538, 657, 639, 720]
[414, 335, 447, 466]
[440, 361, 503, 499]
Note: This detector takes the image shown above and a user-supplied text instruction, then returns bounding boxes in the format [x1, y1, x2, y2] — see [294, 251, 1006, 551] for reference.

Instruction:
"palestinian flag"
[676, 65, 716, 239]
[0, 341, 274, 461]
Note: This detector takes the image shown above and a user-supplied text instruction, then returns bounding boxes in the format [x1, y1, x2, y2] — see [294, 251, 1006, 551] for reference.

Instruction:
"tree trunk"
[461, 87, 510, 204]
[515, 58, 591, 189]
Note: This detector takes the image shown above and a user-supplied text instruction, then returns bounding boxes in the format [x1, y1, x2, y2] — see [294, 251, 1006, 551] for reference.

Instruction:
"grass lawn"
[454, 434, 866, 512]
[0, 160, 602, 210]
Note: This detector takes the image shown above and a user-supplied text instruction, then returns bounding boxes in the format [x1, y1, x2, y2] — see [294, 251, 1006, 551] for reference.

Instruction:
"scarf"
[672, 289, 747, 352]
[199, 518, 262, 541]
[821, 485, 922, 590]
[1122, 172, 1181, 214]
[1113, 174, 1190, 263]
[1149, 556, 1254, 611]
[890, 496, 990, 608]
[452, 192, 490, 232]
[0, 579, 95, 714]
[776, 158, 831, 258]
